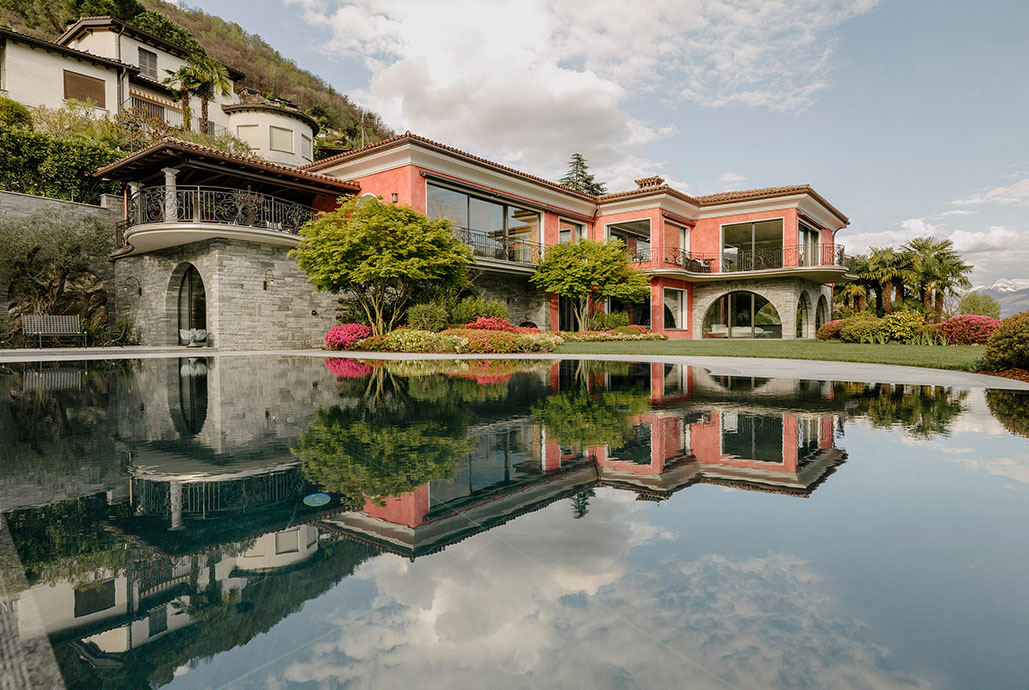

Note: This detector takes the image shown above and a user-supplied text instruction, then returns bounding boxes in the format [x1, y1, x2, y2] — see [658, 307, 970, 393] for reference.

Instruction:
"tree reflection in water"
[833, 381, 968, 438]
[985, 389, 1029, 438]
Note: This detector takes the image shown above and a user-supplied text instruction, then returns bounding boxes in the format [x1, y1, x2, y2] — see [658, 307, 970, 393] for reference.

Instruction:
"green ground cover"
[555, 339, 984, 371]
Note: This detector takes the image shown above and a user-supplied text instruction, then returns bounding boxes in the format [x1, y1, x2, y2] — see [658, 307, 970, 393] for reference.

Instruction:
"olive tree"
[291, 196, 472, 335]
[530, 238, 651, 331]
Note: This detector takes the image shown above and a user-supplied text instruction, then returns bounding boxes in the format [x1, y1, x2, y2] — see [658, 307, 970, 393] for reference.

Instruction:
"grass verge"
[555, 339, 984, 371]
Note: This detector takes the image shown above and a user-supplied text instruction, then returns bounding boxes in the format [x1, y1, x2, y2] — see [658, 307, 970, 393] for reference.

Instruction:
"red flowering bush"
[325, 323, 373, 350]
[513, 326, 541, 334]
[443, 328, 523, 353]
[465, 316, 516, 331]
[816, 319, 845, 340]
[324, 357, 374, 378]
[939, 314, 1001, 345]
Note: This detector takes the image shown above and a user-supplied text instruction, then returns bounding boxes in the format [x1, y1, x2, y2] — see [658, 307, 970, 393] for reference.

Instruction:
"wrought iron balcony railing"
[643, 244, 847, 273]
[455, 228, 544, 264]
[126, 186, 315, 235]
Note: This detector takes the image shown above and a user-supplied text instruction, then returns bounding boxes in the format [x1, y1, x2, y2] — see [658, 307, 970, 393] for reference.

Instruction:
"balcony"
[120, 185, 315, 253]
[629, 244, 850, 281]
[455, 228, 544, 266]
[127, 185, 315, 233]
[125, 97, 229, 137]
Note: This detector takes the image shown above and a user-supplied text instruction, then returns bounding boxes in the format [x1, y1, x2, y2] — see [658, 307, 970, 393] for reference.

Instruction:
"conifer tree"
[558, 153, 607, 195]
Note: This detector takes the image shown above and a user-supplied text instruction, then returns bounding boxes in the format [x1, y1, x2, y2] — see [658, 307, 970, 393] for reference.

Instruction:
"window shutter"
[63, 70, 106, 108]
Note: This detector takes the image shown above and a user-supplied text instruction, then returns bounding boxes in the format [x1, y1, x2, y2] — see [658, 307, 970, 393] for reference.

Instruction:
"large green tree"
[958, 291, 1001, 319]
[558, 153, 607, 195]
[530, 238, 651, 332]
[162, 64, 201, 132]
[292, 196, 472, 335]
[187, 56, 233, 135]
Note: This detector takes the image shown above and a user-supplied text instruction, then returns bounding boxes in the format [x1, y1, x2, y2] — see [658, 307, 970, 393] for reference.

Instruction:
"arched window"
[178, 357, 208, 435]
[177, 265, 206, 344]
[797, 293, 810, 338]
[703, 291, 782, 338]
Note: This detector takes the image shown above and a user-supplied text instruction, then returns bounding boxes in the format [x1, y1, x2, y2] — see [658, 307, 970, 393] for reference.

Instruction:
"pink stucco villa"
[303, 132, 855, 339]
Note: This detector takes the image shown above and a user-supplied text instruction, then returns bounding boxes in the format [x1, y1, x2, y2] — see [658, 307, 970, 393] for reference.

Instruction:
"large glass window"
[721, 412, 784, 463]
[663, 288, 685, 329]
[559, 219, 583, 243]
[722, 219, 783, 271]
[703, 291, 781, 338]
[607, 219, 651, 262]
[427, 183, 540, 262]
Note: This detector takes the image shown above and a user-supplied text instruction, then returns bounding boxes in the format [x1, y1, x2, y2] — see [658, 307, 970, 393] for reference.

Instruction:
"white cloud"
[953, 177, 1029, 206]
[284, 0, 876, 190]
[935, 209, 977, 218]
[718, 172, 747, 189]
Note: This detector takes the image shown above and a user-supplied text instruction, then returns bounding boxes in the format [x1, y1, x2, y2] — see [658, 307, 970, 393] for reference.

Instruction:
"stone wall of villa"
[690, 278, 832, 340]
[472, 272, 551, 329]
[113, 238, 338, 350]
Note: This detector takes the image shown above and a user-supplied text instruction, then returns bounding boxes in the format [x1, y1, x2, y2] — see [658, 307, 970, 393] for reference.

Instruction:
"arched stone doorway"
[702, 291, 782, 338]
[797, 293, 810, 338]
[816, 295, 829, 332]
[174, 264, 207, 345]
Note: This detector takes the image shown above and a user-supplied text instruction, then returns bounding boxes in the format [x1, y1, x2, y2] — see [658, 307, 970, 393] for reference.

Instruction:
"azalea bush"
[464, 316, 516, 331]
[325, 323, 373, 350]
[324, 357, 375, 378]
[981, 311, 1029, 370]
[938, 314, 1001, 345]
[816, 319, 845, 340]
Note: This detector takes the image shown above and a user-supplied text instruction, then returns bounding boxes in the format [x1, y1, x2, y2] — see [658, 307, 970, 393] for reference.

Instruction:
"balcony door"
[722, 219, 783, 271]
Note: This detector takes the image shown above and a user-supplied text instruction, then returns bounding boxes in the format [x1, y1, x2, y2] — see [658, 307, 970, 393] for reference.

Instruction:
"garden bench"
[22, 315, 86, 348]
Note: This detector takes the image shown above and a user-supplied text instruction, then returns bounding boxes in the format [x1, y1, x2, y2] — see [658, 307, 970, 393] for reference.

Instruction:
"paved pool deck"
[1, 346, 1027, 390]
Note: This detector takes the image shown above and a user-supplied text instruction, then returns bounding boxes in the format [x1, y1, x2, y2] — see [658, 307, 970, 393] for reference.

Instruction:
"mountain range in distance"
[975, 279, 1029, 317]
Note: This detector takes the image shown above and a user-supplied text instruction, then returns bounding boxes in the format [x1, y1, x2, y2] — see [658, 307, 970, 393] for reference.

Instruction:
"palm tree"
[903, 237, 972, 322]
[852, 254, 882, 313]
[839, 282, 867, 313]
[163, 65, 201, 132]
[190, 56, 233, 135]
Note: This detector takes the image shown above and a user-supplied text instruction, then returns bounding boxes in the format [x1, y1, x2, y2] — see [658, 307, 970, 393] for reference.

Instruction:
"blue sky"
[198, 0, 1028, 285]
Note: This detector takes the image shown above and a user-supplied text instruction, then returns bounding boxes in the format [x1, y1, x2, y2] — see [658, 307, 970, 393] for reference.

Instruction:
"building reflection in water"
[0, 356, 969, 686]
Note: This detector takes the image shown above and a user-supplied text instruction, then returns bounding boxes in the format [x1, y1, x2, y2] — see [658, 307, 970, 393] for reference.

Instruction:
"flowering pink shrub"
[939, 314, 1002, 345]
[513, 326, 541, 334]
[324, 357, 374, 378]
[443, 328, 524, 353]
[817, 319, 845, 340]
[325, 323, 373, 350]
[464, 316, 516, 331]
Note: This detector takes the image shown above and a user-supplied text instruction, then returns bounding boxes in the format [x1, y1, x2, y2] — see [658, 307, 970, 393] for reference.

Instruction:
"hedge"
[0, 124, 120, 204]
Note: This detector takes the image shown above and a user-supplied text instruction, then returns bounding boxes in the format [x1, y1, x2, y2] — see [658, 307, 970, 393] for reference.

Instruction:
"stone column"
[169, 480, 183, 530]
[162, 167, 179, 222]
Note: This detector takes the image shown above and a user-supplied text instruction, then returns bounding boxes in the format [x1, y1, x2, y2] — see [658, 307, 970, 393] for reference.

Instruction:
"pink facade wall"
[692, 208, 799, 271]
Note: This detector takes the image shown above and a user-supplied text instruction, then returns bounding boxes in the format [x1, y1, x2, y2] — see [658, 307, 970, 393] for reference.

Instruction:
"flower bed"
[349, 328, 563, 353]
[939, 314, 1001, 345]
[325, 323, 373, 350]
[560, 330, 668, 342]
[464, 316, 516, 331]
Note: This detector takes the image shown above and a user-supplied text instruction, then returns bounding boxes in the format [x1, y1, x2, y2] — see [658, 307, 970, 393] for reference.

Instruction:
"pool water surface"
[1, 356, 1027, 689]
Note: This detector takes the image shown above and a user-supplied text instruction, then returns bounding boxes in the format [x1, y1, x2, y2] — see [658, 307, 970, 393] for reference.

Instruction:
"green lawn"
[555, 339, 984, 371]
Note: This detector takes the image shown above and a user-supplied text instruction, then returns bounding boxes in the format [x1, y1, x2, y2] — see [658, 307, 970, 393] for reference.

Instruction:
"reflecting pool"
[1, 357, 1027, 689]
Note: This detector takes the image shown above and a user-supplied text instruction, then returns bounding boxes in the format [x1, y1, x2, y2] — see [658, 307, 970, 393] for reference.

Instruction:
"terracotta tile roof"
[300, 132, 597, 202]
[694, 185, 849, 224]
[94, 137, 360, 191]
[596, 184, 701, 206]
[301, 132, 847, 223]
[0, 26, 138, 71]
[57, 17, 246, 81]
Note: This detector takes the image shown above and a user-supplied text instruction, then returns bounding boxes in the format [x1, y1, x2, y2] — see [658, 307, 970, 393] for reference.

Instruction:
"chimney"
[635, 176, 665, 189]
